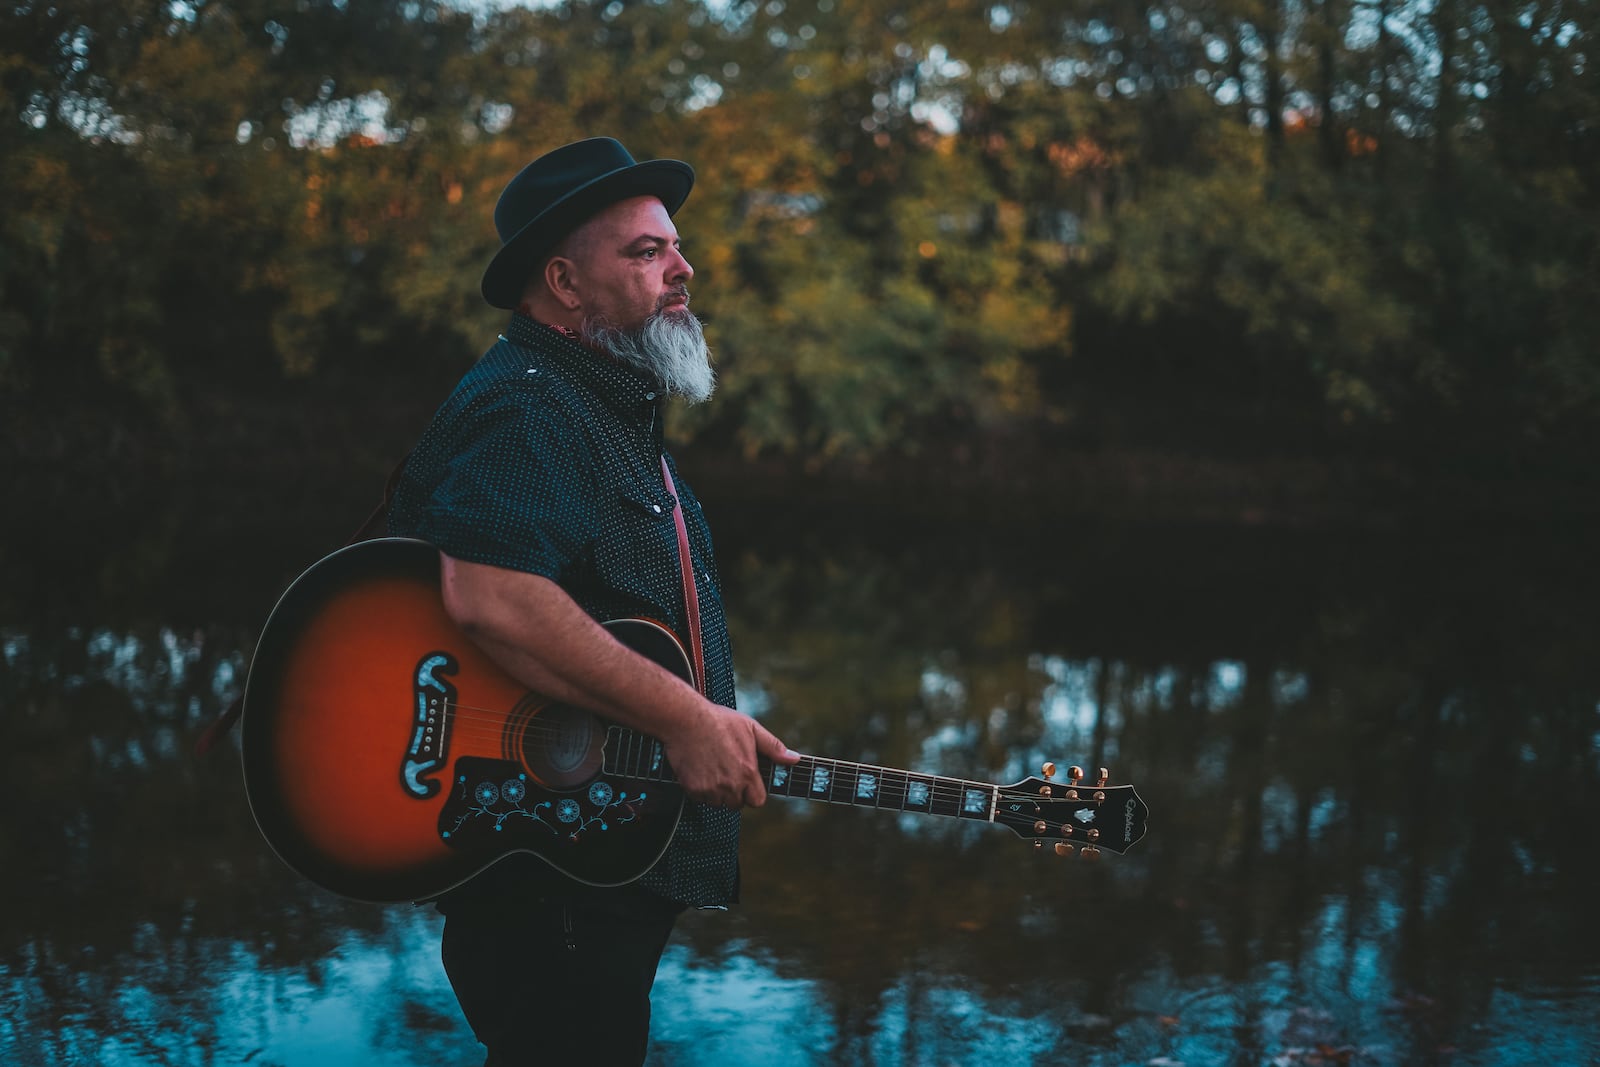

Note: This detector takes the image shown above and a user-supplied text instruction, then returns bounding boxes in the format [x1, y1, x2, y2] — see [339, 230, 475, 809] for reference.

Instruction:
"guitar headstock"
[994, 764, 1149, 858]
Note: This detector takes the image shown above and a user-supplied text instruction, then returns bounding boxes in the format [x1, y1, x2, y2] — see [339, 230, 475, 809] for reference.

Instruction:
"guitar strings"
[377, 698, 1105, 818]
[438, 698, 1094, 792]
[443, 716, 1054, 812]
[418, 715, 995, 807]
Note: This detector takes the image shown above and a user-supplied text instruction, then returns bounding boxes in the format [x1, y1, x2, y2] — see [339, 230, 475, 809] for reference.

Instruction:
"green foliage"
[1093, 144, 1415, 421]
[2, 0, 1597, 475]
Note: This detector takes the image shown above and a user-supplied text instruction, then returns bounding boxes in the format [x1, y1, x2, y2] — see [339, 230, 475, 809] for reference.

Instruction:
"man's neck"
[515, 297, 583, 336]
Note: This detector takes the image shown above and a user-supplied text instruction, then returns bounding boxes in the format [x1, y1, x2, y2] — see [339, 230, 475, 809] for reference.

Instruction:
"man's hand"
[661, 705, 800, 809]
[441, 553, 800, 810]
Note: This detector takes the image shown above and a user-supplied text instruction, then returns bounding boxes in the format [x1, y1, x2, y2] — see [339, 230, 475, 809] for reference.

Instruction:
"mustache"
[655, 286, 691, 312]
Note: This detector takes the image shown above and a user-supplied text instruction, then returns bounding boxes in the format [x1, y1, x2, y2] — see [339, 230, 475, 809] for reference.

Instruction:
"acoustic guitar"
[240, 537, 1149, 902]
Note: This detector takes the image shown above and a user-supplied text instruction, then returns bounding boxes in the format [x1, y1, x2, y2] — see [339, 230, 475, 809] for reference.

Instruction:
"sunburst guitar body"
[241, 537, 688, 902]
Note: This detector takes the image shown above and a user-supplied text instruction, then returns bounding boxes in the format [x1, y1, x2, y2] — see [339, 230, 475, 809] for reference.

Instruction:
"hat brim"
[481, 159, 694, 310]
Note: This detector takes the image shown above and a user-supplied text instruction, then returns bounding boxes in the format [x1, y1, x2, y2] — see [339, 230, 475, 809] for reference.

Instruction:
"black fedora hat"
[480, 137, 694, 309]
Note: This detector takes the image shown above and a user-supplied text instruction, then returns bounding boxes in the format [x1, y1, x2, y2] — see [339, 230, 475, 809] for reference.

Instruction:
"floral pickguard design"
[438, 756, 650, 848]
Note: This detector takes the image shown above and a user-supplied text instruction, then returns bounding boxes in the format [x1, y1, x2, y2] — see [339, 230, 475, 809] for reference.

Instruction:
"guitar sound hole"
[521, 704, 603, 790]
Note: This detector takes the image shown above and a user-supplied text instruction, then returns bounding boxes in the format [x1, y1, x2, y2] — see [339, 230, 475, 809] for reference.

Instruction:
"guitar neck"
[604, 727, 997, 823]
[763, 754, 999, 822]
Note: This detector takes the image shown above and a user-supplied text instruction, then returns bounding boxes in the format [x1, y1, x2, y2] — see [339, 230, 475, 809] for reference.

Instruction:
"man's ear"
[543, 256, 582, 312]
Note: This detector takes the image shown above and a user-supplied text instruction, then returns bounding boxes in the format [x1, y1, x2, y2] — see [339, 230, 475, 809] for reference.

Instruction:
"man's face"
[567, 195, 694, 333]
[559, 194, 714, 402]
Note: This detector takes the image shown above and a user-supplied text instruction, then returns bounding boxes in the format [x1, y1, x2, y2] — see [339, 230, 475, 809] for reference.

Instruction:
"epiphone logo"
[1124, 798, 1138, 842]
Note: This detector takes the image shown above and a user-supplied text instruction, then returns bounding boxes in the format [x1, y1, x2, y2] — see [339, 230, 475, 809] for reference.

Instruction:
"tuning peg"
[1096, 767, 1109, 787]
[1068, 765, 1084, 783]
[1033, 840, 1044, 852]
[1033, 820, 1048, 834]
[1081, 846, 1102, 861]
[1041, 761, 1056, 779]
[1054, 842, 1074, 857]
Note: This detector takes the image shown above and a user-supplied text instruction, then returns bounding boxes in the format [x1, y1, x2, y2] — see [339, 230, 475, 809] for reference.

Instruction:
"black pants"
[439, 867, 684, 1067]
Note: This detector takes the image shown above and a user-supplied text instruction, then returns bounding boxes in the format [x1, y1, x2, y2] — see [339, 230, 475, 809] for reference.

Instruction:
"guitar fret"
[851, 763, 884, 808]
[832, 760, 875, 807]
[836, 760, 858, 804]
[614, 729, 665, 782]
[807, 758, 831, 801]
[878, 768, 908, 810]
[831, 759, 854, 805]
[809, 758, 836, 801]
[794, 758, 814, 797]
[613, 730, 1000, 822]
[902, 772, 936, 813]
[962, 781, 997, 820]
[871, 767, 894, 807]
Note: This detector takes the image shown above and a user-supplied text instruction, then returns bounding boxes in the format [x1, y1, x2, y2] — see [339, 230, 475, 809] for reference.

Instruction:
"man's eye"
[640, 248, 657, 259]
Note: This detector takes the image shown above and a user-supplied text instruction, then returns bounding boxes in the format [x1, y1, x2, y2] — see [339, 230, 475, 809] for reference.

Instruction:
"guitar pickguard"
[401, 652, 457, 799]
[438, 756, 655, 851]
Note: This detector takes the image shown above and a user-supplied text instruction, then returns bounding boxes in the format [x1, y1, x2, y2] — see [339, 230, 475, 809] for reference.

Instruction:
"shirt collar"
[503, 313, 663, 429]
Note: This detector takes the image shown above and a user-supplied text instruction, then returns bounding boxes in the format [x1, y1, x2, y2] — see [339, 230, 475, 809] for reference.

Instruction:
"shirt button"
[645, 391, 656, 400]
[652, 504, 662, 514]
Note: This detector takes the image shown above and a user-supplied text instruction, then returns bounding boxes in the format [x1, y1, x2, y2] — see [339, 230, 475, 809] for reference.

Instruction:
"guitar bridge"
[401, 652, 457, 798]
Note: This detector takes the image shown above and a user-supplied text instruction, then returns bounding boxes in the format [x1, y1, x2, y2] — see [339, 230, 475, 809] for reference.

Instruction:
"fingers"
[671, 708, 796, 809]
[741, 723, 798, 808]
[755, 721, 802, 765]
[703, 778, 762, 810]
[740, 718, 770, 808]
[702, 717, 772, 809]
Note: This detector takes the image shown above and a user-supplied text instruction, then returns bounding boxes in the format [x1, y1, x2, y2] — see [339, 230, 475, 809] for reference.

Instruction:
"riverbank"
[6, 383, 1598, 537]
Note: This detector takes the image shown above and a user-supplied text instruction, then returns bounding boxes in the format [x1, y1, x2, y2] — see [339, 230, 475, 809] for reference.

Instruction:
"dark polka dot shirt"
[387, 313, 740, 908]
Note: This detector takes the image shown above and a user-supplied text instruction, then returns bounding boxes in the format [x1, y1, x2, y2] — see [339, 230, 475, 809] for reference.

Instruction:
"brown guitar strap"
[660, 454, 707, 697]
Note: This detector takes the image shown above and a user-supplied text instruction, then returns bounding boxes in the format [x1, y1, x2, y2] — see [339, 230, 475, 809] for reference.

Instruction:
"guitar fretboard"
[603, 728, 998, 822]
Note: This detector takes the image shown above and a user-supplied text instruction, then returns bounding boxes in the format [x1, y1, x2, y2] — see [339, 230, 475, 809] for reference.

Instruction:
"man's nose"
[669, 246, 693, 282]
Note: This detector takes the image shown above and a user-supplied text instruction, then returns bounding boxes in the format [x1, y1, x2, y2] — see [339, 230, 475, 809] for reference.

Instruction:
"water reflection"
[2, 511, 1596, 1065]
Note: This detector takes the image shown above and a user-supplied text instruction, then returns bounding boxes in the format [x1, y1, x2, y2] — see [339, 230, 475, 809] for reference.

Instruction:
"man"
[386, 137, 798, 1065]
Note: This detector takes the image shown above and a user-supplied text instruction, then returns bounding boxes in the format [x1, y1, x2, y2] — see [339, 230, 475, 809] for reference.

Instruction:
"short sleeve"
[413, 387, 598, 581]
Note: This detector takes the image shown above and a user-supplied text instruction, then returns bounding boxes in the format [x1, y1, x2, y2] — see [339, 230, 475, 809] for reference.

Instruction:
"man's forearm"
[437, 552, 796, 808]
[439, 552, 706, 737]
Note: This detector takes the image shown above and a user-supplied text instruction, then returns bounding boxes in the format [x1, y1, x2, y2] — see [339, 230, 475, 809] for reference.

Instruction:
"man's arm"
[439, 552, 797, 809]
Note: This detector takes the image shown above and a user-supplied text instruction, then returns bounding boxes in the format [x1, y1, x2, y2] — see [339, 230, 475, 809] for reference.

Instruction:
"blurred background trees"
[3, 0, 1596, 508]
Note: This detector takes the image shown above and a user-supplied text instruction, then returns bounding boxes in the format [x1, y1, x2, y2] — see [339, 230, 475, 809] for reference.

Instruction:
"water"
[3, 483, 1596, 1066]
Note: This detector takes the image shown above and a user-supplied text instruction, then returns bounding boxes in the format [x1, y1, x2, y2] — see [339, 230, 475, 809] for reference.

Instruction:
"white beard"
[582, 309, 716, 404]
